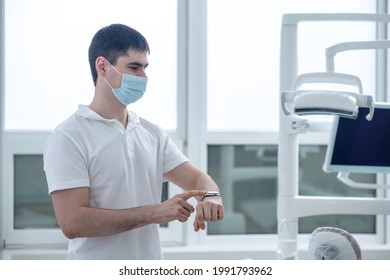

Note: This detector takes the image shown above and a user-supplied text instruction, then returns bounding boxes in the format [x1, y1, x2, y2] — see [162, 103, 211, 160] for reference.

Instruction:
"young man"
[43, 24, 224, 260]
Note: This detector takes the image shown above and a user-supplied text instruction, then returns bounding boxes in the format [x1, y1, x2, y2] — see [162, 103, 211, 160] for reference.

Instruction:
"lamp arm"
[292, 72, 363, 93]
[337, 172, 390, 189]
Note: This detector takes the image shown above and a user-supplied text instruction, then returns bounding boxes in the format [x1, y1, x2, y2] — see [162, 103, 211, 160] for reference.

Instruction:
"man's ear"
[95, 56, 108, 76]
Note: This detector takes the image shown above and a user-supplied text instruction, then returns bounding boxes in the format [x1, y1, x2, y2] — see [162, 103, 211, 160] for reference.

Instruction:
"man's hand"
[154, 190, 206, 224]
[193, 197, 224, 232]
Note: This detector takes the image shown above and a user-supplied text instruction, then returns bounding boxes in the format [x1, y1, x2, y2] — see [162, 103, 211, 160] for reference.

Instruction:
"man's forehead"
[119, 50, 148, 63]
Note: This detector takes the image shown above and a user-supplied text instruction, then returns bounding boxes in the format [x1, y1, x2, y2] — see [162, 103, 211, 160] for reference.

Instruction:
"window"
[4, 0, 178, 131]
[207, 0, 376, 131]
[207, 145, 375, 235]
[1, 132, 67, 247]
[207, 145, 278, 234]
[14, 155, 57, 229]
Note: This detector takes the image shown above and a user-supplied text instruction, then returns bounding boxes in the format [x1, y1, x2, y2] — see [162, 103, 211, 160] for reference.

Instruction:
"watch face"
[205, 191, 219, 197]
[202, 191, 220, 201]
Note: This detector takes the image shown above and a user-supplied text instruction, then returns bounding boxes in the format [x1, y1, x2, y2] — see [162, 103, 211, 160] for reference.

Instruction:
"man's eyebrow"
[128, 62, 149, 68]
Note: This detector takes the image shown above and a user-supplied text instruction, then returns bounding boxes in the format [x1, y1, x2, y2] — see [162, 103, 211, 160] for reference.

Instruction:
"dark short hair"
[88, 24, 150, 86]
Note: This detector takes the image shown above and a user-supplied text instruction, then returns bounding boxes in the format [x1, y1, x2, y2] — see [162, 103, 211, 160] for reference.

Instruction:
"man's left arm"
[163, 161, 224, 231]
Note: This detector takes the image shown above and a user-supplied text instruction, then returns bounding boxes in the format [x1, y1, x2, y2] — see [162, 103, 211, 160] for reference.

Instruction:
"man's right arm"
[50, 187, 205, 239]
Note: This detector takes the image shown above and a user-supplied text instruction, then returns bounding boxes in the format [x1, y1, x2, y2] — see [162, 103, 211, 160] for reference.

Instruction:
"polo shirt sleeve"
[43, 129, 90, 194]
[161, 131, 189, 174]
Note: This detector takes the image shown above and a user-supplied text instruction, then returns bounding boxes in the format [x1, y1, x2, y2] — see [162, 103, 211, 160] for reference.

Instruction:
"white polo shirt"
[43, 105, 188, 259]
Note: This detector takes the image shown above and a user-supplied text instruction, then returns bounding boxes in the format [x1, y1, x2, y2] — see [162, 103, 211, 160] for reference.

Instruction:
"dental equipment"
[281, 72, 374, 121]
[308, 227, 362, 260]
[278, 13, 390, 261]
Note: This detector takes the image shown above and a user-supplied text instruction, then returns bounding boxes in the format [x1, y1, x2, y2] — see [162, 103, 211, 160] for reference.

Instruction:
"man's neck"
[89, 98, 128, 128]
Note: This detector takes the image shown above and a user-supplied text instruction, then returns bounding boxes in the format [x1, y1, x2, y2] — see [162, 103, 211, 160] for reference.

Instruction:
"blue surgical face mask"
[104, 62, 148, 106]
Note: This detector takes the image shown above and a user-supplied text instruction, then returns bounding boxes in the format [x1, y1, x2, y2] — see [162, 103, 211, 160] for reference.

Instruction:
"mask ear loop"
[103, 77, 114, 89]
[106, 60, 123, 76]
[103, 59, 122, 89]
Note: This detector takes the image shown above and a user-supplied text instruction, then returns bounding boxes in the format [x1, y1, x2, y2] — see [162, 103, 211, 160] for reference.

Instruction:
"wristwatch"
[201, 191, 221, 201]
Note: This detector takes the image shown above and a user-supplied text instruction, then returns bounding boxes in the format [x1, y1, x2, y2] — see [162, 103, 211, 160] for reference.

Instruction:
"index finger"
[179, 190, 207, 201]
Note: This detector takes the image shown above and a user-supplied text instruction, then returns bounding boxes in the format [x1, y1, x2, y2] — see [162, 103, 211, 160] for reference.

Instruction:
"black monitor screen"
[323, 103, 390, 173]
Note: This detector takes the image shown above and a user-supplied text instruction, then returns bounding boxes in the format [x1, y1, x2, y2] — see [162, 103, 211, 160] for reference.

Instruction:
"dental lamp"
[281, 72, 374, 121]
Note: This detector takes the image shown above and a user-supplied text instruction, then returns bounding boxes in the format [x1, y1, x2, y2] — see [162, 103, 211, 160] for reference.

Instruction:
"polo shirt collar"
[76, 104, 140, 128]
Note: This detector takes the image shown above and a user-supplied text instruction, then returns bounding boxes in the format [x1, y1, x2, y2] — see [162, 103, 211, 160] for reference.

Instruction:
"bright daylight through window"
[4, 0, 178, 131]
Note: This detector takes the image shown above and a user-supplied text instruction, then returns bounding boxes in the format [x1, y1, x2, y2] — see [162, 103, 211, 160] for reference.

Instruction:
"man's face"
[106, 50, 149, 89]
